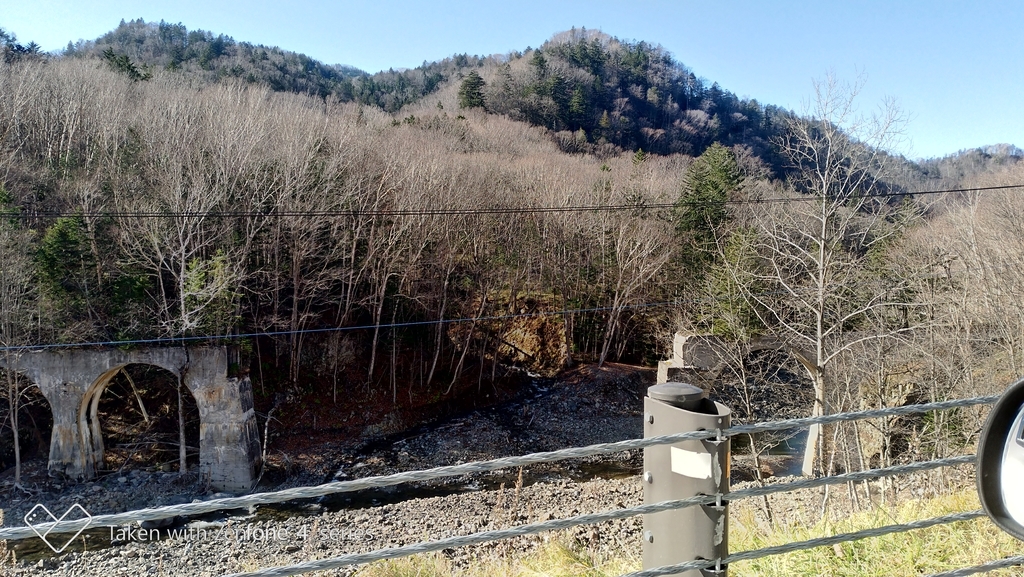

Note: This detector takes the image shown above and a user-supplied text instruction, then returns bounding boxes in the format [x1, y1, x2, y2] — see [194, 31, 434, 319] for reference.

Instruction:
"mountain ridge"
[50, 20, 790, 167]
[5, 19, 1019, 167]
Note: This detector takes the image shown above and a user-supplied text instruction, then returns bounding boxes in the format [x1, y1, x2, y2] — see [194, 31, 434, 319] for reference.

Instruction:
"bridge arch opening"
[0, 369, 53, 479]
[81, 364, 200, 474]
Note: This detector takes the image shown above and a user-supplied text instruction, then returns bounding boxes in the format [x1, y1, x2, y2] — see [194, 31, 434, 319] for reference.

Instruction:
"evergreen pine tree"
[458, 71, 486, 109]
[674, 142, 742, 270]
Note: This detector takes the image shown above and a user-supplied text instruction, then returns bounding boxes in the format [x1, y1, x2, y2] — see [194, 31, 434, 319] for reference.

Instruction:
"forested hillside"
[2, 20, 1023, 479]
[66, 19, 365, 97]
[64, 21, 794, 165]
[0, 51, 696, 383]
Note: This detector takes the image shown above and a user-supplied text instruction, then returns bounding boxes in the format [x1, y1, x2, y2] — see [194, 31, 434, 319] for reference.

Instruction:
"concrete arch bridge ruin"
[658, 333, 822, 475]
[1, 346, 261, 492]
[657, 333, 815, 386]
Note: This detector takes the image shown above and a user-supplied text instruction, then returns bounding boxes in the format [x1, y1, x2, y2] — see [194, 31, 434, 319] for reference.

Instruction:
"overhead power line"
[0, 184, 1021, 220]
[0, 253, 999, 353]
[0, 299, 685, 352]
[0, 288, 808, 352]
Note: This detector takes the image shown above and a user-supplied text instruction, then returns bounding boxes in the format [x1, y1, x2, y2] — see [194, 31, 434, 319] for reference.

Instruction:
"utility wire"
[0, 298, 687, 352]
[0, 180, 1012, 352]
[9, 251, 986, 353]
[0, 252, 963, 353]
[0, 184, 1020, 220]
[2, 241, 1000, 353]
[0, 286, 808, 352]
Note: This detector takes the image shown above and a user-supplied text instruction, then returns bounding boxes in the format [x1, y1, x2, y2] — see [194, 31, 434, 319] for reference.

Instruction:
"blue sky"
[3, 0, 1022, 159]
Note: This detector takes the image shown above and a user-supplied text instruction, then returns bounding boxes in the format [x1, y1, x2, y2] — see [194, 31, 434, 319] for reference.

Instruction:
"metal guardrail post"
[643, 382, 731, 576]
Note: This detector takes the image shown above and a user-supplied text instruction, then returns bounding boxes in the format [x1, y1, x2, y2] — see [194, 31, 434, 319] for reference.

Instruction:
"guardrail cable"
[210, 456, 976, 577]
[922, 555, 1024, 577]
[0, 397, 994, 541]
[621, 511, 988, 577]
[726, 395, 998, 437]
[731, 454, 975, 501]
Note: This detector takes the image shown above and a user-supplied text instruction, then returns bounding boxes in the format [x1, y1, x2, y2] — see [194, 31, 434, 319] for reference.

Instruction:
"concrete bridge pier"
[185, 348, 262, 492]
[44, 378, 95, 480]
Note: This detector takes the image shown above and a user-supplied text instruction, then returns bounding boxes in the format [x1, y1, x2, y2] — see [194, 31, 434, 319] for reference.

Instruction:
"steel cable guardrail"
[205, 456, 978, 577]
[726, 395, 998, 437]
[0, 395, 995, 541]
[923, 556, 1024, 577]
[621, 511, 989, 577]
[0, 456, 976, 565]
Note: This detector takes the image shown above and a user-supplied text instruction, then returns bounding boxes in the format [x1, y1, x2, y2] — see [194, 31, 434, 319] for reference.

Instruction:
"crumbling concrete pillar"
[184, 348, 261, 493]
[38, 377, 91, 479]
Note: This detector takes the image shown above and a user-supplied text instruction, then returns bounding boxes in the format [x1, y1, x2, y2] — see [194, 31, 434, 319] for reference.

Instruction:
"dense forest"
[64, 22, 794, 161]
[2, 20, 1023, 481]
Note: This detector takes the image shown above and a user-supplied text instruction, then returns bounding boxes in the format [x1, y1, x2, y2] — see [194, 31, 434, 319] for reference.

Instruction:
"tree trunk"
[366, 276, 393, 388]
[447, 295, 487, 394]
[426, 274, 450, 387]
[8, 365, 21, 486]
[177, 376, 187, 474]
[801, 372, 826, 476]
[598, 291, 622, 367]
[289, 244, 302, 385]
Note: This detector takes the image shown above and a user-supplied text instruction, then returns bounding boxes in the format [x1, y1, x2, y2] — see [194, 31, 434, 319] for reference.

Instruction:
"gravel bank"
[5, 475, 645, 576]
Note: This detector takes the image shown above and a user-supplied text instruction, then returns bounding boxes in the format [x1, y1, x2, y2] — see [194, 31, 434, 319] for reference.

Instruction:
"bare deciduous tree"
[0, 206, 37, 487]
[741, 74, 917, 475]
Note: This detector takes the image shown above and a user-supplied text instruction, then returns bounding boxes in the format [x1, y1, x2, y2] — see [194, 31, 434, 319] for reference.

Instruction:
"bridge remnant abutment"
[0, 346, 260, 493]
[657, 333, 801, 386]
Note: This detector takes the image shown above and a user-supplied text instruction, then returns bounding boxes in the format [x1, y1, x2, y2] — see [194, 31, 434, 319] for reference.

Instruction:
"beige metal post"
[643, 382, 730, 576]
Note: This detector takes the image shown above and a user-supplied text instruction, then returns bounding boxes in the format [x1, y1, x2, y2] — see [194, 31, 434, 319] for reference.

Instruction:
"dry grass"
[353, 490, 1023, 577]
[355, 532, 639, 577]
[731, 490, 1022, 576]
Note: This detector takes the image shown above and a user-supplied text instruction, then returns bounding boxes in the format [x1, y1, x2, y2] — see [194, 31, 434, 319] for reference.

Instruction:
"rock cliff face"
[447, 297, 568, 378]
[493, 314, 568, 376]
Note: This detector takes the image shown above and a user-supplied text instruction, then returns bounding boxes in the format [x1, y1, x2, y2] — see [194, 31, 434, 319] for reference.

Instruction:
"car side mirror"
[978, 378, 1024, 541]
